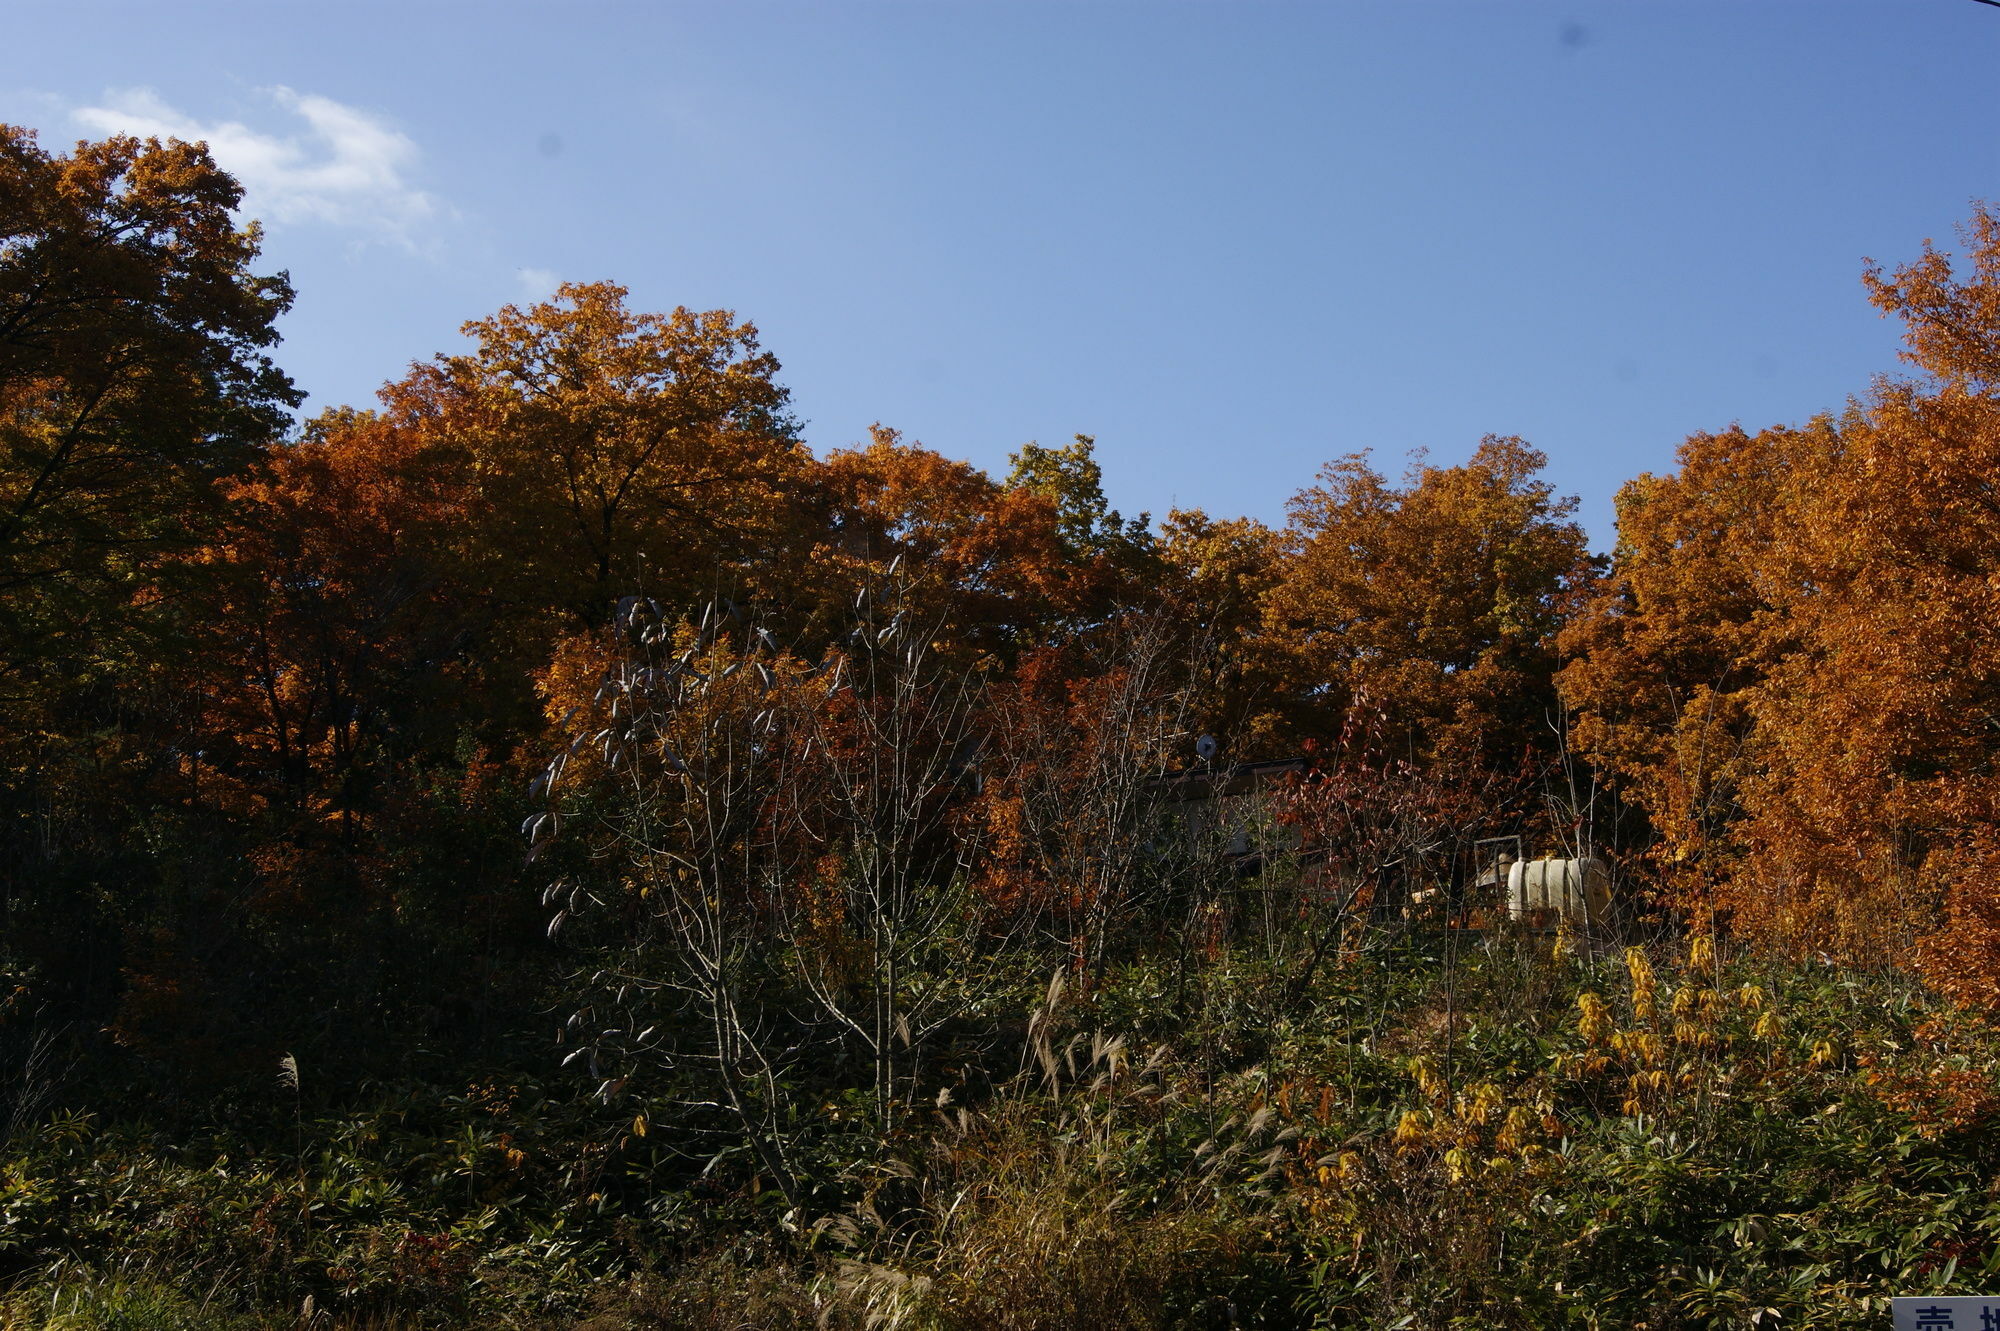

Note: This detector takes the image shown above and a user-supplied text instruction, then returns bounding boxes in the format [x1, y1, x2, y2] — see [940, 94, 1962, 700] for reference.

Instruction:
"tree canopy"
[0, 124, 297, 688]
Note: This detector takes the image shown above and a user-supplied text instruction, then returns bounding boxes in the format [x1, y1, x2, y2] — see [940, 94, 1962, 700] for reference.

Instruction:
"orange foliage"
[0, 124, 297, 678]
[1155, 507, 1283, 746]
[971, 624, 1199, 966]
[189, 409, 479, 826]
[807, 426, 1064, 657]
[380, 281, 809, 634]
[1562, 202, 2000, 986]
[1556, 419, 1837, 922]
[1260, 436, 1594, 769]
[800, 426, 1148, 665]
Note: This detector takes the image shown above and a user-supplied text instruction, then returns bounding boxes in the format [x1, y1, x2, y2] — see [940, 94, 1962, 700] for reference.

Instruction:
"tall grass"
[6, 928, 2000, 1327]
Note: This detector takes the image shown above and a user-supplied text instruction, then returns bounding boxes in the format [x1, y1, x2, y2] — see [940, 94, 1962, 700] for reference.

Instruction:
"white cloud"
[515, 267, 560, 301]
[73, 86, 441, 245]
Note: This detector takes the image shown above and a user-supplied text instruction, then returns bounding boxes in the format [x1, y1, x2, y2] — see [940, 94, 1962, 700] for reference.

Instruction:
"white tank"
[1506, 856, 1610, 924]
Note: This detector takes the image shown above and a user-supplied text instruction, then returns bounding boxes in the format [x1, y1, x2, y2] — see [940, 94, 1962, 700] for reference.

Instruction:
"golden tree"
[1153, 507, 1283, 752]
[380, 281, 808, 635]
[1562, 203, 2000, 979]
[1261, 436, 1595, 771]
[1555, 419, 1837, 921]
[0, 124, 297, 691]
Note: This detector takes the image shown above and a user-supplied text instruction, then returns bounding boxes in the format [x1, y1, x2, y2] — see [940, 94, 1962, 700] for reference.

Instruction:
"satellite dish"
[1195, 734, 1218, 762]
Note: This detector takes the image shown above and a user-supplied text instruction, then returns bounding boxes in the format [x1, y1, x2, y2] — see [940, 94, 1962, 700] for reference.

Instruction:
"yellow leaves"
[631, 1114, 648, 1138]
[1494, 1104, 1540, 1155]
[1553, 935, 1886, 1125]
[1617, 1067, 1673, 1117]
[1625, 947, 1658, 1023]
[1390, 1074, 1559, 1182]
[1454, 1082, 1505, 1128]
[1392, 1109, 1431, 1150]
[1672, 1020, 1714, 1052]
[1576, 992, 1613, 1045]
[1687, 933, 1715, 971]
[1314, 1150, 1368, 1189]
[1610, 1030, 1665, 1068]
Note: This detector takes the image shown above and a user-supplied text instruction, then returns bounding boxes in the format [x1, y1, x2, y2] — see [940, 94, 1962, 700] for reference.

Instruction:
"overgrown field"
[6, 928, 2000, 1329]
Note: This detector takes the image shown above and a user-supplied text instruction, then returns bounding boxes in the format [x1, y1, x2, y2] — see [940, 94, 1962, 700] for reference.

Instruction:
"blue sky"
[6, 2, 1999, 547]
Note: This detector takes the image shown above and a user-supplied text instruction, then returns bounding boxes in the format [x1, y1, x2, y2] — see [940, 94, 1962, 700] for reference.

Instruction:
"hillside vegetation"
[7, 124, 2000, 1328]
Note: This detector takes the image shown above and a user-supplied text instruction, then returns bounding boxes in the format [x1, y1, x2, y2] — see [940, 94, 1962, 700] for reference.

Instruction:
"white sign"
[1892, 1297, 2000, 1330]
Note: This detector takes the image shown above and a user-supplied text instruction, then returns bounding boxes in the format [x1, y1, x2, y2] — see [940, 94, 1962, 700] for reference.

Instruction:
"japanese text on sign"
[1891, 1297, 2000, 1331]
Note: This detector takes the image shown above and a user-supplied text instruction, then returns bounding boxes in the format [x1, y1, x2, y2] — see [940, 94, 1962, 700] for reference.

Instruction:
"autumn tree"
[88, 403, 564, 1070]
[1004, 434, 1150, 563]
[1739, 209, 2000, 972]
[1555, 419, 1837, 919]
[1259, 437, 1595, 772]
[0, 125, 297, 686]
[0, 125, 297, 1059]
[381, 282, 808, 638]
[187, 408, 484, 827]
[976, 613, 1210, 980]
[1154, 507, 1283, 755]
[1560, 202, 2000, 981]
[802, 426, 1082, 666]
[1003, 433, 1162, 640]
